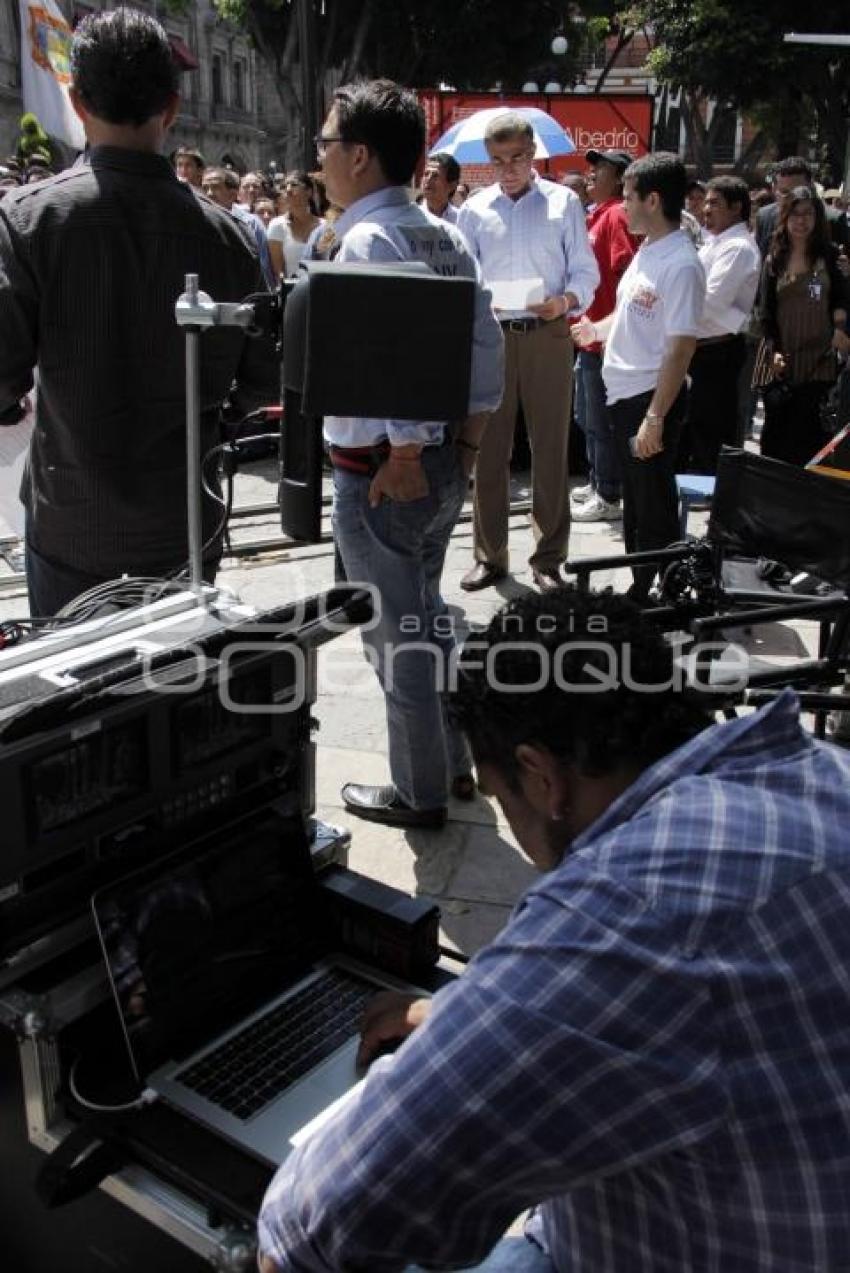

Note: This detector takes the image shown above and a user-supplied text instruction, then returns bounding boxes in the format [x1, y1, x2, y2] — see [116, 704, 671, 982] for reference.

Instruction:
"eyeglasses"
[489, 151, 535, 171]
[314, 134, 346, 157]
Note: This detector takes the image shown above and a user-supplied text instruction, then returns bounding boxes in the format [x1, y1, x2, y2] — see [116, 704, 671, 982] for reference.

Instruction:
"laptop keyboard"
[175, 968, 376, 1121]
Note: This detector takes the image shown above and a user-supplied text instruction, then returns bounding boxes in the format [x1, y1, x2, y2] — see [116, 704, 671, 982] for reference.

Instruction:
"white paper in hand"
[489, 277, 546, 312]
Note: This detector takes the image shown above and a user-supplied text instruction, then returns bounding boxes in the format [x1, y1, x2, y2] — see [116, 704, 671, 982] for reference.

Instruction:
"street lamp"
[783, 32, 850, 45]
[522, 81, 540, 93]
[551, 34, 568, 56]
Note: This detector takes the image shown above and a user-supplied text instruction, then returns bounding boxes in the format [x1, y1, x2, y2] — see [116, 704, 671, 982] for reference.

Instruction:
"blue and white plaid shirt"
[259, 693, 850, 1272]
[457, 173, 599, 319]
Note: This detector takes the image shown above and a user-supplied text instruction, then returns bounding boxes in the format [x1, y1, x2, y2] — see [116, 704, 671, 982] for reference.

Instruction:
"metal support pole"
[183, 274, 204, 594]
[174, 277, 264, 592]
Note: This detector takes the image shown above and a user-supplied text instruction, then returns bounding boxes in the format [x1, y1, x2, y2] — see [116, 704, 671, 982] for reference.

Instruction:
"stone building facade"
[0, 0, 21, 155]
[1, 0, 272, 172]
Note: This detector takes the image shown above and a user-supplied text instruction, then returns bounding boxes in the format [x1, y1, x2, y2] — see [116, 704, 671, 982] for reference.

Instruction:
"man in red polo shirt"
[572, 149, 639, 523]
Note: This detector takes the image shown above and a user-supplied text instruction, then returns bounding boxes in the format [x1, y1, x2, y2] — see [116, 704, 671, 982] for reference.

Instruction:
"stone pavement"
[0, 461, 823, 962]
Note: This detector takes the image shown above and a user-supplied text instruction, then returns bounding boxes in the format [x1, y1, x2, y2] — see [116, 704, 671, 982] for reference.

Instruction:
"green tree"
[623, 0, 850, 179]
[211, 0, 569, 163]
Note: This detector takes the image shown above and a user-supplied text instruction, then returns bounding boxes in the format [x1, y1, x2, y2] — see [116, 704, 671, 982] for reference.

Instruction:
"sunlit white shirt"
[697, 221, 761, 339]
[456, 172, 599, 319]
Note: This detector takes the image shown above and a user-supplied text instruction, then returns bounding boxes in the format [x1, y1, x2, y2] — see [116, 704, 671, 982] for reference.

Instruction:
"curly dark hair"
[71, 8, 178, 128]
[769, 186, 831, 274]
[449, 587, 714, 788]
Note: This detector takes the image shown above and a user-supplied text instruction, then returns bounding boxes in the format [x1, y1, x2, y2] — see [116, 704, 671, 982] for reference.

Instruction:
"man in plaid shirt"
[259, 588, 850, 1272]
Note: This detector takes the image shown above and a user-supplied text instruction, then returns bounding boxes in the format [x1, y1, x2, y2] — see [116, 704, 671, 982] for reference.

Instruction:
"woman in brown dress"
[758, 187, 850, 465]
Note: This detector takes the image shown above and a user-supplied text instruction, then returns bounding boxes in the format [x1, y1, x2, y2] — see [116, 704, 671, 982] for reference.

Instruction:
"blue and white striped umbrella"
[428, 106, 575, 165]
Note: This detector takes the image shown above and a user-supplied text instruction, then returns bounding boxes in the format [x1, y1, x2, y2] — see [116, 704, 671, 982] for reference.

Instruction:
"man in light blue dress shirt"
[316, 79, 503, 830]
[457, 114, 598, 592]
[201, 165, 275, 288]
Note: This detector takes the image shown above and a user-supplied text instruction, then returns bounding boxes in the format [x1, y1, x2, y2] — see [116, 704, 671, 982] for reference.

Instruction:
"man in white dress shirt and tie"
[457, 112, 598, 591]
[678, 176, 760, 473]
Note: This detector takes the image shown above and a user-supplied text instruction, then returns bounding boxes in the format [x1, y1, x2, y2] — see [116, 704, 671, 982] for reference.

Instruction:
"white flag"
[19, 0, 85, 150]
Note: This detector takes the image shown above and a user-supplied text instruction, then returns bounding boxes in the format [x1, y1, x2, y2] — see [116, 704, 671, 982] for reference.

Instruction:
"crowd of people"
[159, 143, 850, 503]
[1, 18, 847, 798]
[1, 13, 846, 805]
[5, 115, 846, 507]
[2, 13, 850, 1273]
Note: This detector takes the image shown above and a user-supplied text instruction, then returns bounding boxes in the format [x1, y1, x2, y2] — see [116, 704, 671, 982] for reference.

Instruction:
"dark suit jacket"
[0, 146, 279, 576]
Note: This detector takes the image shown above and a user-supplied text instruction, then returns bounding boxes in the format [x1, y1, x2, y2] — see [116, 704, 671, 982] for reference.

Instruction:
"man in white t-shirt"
[574, 152, 705, 600]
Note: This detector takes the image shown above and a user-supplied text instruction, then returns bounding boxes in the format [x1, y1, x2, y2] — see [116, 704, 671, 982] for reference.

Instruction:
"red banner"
[419, 90, 653, 188]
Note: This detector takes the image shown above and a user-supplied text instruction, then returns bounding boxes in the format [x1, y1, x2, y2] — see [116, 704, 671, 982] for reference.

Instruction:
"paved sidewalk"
[0, 463, 823, 958]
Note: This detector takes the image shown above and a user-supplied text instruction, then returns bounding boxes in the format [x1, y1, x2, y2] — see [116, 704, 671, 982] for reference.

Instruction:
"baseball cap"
[585, 149, 632, 172]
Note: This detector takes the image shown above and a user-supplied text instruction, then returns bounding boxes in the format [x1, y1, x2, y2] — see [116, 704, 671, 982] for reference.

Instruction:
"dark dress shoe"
[341, 783, 447, 829]
[532, 566, 564, 593]
[460, 561, 507, 592]
[450, 773, 477, 801]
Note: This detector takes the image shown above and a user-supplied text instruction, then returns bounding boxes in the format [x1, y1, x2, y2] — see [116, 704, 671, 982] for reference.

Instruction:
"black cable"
[170, 442, 234, 581]
[171, 433, 277, 581]
[0, 578, 191, 641]
[54, 577, 190, 625]
[205, 463, 235, 561]
[438, 943, 470, 966]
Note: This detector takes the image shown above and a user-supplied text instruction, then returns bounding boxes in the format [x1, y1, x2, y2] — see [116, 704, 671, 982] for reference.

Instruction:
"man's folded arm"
[0, 209, 37, 420]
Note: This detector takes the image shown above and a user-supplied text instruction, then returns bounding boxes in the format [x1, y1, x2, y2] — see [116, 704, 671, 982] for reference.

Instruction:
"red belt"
[329, 442, 390, 475]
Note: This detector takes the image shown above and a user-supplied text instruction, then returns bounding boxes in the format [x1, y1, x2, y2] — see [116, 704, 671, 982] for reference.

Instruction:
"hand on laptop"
[356, 991, 432, 1067]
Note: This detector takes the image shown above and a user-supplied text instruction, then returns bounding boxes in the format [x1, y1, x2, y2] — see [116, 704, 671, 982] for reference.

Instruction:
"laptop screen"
[93, 815, 320, 1079]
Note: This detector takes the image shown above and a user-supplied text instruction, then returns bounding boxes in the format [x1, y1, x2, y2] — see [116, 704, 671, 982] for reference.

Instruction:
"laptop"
[92, 812, 428, 1166]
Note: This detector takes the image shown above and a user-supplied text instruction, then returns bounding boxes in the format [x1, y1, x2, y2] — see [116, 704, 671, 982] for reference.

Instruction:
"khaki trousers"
[473, 319, 573, 571]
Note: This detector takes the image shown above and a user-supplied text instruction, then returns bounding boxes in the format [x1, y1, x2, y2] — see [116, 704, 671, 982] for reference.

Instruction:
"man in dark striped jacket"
[0, 9, 277, 616]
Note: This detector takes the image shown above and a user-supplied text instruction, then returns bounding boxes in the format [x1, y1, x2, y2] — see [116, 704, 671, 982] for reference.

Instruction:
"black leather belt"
[500, 317, 545, 333]
[697, 332, 742, 348]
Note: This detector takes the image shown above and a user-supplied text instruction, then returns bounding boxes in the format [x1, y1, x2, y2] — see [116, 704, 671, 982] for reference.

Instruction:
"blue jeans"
[574, 351, 621, 502]
[332, 443, 472, 810]
[406, 1236, 556, 1272]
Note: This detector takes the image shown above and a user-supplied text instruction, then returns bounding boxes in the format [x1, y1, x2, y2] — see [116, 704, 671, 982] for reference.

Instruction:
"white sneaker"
[572, 493, 622, 522]
[570, 482, 594, 504]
